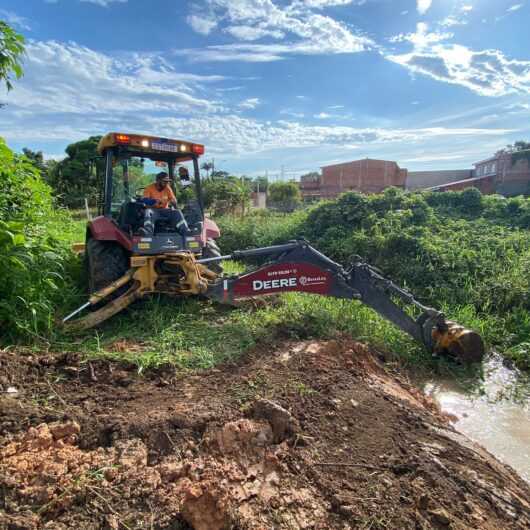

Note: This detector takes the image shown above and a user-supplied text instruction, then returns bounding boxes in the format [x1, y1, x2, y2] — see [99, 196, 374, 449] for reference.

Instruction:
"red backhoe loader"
[63, 132, 485, 364]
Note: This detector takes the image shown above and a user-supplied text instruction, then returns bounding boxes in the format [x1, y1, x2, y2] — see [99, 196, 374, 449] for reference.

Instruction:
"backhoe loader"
[63, 132, 485, 364]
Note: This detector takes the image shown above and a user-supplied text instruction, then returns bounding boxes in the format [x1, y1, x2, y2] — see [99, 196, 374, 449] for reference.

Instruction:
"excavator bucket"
[432, 321, 485, 364]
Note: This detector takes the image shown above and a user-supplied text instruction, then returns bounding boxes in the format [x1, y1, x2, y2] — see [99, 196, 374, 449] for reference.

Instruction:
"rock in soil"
[0, 339, 529, 529]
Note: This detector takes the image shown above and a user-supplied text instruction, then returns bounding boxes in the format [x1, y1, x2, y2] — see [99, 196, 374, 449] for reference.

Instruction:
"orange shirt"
[143, 183, 177, 208]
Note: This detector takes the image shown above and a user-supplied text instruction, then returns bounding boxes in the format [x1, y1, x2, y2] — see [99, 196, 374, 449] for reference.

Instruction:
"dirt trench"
[1, 339, 529, 530]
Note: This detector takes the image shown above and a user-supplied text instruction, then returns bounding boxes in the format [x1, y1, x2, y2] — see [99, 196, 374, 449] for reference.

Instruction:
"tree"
[22, 148, 45, 171]
[203, 176, 251, 216]
[47, 136, 103, 208]
[211, 170, 230, 179]
[267, 181, 302, 212]
[0, 21, 25, 91]
[252, 176, 268, 193]
[505, 141, 530, 167]
[201, 162, 213, 178]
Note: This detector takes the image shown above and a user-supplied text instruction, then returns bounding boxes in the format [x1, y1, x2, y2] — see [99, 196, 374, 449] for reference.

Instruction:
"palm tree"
[201, 162, 213, 179]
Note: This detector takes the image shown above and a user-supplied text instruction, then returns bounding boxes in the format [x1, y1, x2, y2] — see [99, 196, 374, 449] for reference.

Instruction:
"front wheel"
[201, 239, 223, 274]
[86, 238, 129, 293]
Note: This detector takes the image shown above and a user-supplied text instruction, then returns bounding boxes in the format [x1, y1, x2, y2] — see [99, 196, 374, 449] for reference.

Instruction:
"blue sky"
[1, 0, 530, 178]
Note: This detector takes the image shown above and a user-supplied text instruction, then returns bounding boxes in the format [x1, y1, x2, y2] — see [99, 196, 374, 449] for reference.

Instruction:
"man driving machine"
[141, 172, 189, 236]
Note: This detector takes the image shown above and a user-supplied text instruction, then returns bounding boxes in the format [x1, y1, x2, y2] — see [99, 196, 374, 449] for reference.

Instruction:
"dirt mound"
[1, 340, 529, 529]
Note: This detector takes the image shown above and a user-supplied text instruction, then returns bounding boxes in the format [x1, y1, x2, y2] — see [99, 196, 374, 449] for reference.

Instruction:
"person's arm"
[168, 186, 178, 208]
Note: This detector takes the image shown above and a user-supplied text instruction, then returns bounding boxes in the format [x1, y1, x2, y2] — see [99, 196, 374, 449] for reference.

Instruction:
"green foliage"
[219, 187, 530, 371]
[251, 176, 268, 193]
[61, 293, 426, 372]
[47, 136, 103, 208]
[0, 21, 25, 91]
[267, 181, 302, 212]
[203, 176, 251, 215]
[0, 138, 77, 339]
[217, 208, 307, 252]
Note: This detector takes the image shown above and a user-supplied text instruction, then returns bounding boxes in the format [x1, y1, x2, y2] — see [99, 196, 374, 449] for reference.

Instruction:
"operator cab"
[96, 132, 209, 255]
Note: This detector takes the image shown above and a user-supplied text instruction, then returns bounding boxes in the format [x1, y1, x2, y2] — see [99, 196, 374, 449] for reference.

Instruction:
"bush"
[0, 138, 75, 339]
[267, 182, 302, 212]
[217, 188, 530, 370]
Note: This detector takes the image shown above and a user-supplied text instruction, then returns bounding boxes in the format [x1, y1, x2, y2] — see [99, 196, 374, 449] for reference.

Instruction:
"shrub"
[217, 188, 530, 370]
[0, 138, 74, 339]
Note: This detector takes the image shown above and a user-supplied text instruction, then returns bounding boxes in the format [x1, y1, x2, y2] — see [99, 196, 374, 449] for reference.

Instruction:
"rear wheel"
[86, 238, 129, 293]
[202, 239, 223, 274]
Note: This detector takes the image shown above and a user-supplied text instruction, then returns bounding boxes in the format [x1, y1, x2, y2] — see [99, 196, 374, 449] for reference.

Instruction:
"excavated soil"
[1, 339, 529, 530]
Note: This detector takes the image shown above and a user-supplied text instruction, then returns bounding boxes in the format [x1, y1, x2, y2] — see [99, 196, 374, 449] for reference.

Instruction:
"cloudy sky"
[1, 0, 529, 178]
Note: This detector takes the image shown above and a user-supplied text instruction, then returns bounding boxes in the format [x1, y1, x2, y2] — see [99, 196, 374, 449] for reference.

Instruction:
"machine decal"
[232, 262, 332, 299]
[138, 243, 150, 250]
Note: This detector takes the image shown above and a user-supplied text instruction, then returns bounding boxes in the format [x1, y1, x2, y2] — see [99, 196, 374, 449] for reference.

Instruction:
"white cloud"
[417, 0, 432, 15]
[144, 115, 513, 156]
[299, 0, 356, 6]
[314, 112, 332, 118]
[0, 41, 226, 119]
[280, 109, 305, 118]
[238, 97, 261, 109]
[440, 16, 466, 27]
[184, 0, 373, 62]
[440, 3, 474, 27]
[0, 38, 517, 170]
[187, 14, 218, 35]
[80, 0, 127, 6]
[0, 9, 31, 30]
[226, 25, 285, 41]
[390, 23, 453, 50]
[387, 23, 530, 97]
[508, 4, 524, 12]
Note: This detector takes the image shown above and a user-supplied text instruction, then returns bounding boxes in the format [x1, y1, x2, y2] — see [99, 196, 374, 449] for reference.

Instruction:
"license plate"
[152, 142, 178, 153]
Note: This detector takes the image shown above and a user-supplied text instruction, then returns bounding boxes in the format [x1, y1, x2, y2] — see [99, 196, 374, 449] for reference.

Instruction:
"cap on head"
[156, 171, 170, 183]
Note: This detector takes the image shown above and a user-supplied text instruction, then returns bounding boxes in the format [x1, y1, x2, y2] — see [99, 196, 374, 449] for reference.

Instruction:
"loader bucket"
[432, 322, 485, 364]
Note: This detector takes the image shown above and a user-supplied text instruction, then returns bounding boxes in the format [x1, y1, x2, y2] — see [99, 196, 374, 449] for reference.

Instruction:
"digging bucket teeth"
[431, 321, 485, 364]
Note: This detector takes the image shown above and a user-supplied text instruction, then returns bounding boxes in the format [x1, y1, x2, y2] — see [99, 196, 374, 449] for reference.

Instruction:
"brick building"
[473, 152, 530, 196]
[300, 159, 407, 201]
[298, 150, 530, 201]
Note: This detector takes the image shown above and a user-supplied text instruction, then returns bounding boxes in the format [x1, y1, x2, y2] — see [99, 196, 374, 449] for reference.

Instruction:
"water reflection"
[423, 354, 530, 483]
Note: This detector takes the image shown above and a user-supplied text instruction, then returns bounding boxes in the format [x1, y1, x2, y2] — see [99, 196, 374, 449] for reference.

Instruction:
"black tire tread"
[86, 238, 129, 294]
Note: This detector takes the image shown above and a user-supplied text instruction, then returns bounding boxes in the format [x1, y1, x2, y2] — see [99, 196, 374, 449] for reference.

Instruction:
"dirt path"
[1, 339, 529, 529]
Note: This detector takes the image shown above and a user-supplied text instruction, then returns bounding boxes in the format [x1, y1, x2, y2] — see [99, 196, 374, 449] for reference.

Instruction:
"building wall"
[406, 170, 473, 190]
[251, 191, 267, 209]
[475, 153, 530, 197]
[298, 151, 530, 203]
[431, 175, 495, 194]
[319, 159, 407, 197]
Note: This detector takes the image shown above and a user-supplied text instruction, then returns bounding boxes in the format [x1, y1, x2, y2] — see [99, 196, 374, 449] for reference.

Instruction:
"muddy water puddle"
[423, 355, 530, 483]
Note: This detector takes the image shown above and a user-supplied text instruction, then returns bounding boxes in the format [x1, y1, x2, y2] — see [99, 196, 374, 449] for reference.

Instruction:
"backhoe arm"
[204, 240, 484, 363]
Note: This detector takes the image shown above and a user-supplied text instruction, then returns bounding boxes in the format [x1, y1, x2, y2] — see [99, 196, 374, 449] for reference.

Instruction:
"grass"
[51, 289, 442, 374]
[8, 185, 530, 383]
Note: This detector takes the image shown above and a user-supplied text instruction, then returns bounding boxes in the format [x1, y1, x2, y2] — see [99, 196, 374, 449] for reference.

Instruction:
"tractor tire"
[86, 238, 129, 294]
[202, 239, 223, 274]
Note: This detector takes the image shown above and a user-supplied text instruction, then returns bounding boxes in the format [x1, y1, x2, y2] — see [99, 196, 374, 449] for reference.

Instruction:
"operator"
[178, 166, 192, 188]
[141, 172, 189, 236]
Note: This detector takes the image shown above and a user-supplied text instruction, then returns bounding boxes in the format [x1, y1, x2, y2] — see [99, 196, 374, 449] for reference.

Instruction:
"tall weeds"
[0, 138, 77, 340]
[218, 187, 530, 370]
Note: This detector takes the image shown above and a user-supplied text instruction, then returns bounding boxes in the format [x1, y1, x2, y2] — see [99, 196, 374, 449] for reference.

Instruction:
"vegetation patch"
[218, 188, 530, 371]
